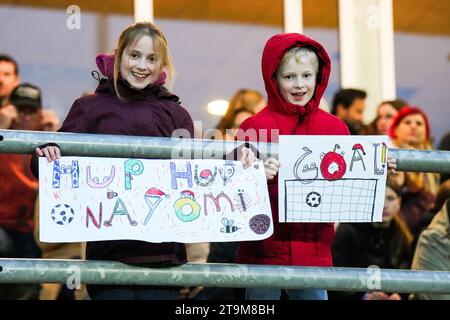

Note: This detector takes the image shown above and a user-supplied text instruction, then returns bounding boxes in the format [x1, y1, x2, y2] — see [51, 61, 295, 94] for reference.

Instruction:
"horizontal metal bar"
[0, 129, 263, 160]
[1, 129, 449, 173]
[389, 148, 450, 174]
[1, 259, 450, 294]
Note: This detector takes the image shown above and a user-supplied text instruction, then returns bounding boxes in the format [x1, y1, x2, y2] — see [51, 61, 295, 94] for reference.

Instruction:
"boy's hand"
[387, 155, 397, 175]
[240, 146, 257, 169]
[264, 158, 280, 180]
[36, 146, 61, 162]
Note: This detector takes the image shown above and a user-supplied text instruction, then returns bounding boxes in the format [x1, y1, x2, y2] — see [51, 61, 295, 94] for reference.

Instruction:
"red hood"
[262, 33, 331, 119]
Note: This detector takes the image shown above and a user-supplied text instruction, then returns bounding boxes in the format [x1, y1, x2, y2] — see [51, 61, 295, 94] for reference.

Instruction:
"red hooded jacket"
[237, 33, 349, 267]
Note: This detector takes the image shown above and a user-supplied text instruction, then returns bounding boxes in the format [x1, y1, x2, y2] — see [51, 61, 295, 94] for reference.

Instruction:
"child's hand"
[179, 286, 204, 300]
[240, 146, 257, 169]
[387, 155, 397, 175]
[264, 158, 280, 180]
[36, 146, 61, 162]
[364, 291, 401, 300]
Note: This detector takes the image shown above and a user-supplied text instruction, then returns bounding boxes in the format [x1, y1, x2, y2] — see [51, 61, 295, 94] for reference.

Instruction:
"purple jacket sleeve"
[58, 99, 90, 133]
[30, 99, 89, 178]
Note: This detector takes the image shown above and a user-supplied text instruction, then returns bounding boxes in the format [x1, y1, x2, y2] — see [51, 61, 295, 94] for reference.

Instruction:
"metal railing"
[1, 259, 450, 294]
[1, 129, 450, 173]
[1, 129, 449, 295]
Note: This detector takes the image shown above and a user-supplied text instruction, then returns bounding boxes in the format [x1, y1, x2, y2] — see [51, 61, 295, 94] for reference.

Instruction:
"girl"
[32, 22, 194, 300]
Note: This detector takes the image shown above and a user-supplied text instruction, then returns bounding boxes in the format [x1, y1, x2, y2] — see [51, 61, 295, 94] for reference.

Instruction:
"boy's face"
[276, 55, 317, 107]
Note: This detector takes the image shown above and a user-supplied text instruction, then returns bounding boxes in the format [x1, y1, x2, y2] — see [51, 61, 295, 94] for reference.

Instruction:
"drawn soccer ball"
[51, 204, 75, 225]
[306, 192, 321, 208]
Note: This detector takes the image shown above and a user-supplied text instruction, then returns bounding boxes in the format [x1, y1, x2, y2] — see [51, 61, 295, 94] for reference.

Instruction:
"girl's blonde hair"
[113, 22, 174, 100]
[277, 46, 319, 76]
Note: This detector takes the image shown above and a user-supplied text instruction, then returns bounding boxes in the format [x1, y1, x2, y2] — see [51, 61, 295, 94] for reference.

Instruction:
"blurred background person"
[40, 109, 61, 132]
[366, 99, 408, 135]
[437, 131, 450, 184]
[0, 83, 43, 300]
[330, 181, 413, 300]
[0, 54, 20, 107]
[410, 180, 450, 300]
[31, 108, 86, 300]
[388, 106, 440, 240]
[331, 88, 366, 135]
[216, 89, 266, 140]
[0, 54, 20, 128]
[0, 103, 17, 129]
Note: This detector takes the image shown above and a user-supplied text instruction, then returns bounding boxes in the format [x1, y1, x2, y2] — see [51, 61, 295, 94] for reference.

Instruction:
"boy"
[237, 33, 350, 300]
[238, 33, 396, 300]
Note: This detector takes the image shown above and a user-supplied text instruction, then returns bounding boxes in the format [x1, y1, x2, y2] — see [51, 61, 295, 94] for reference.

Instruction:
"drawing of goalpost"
[284, 178, 378, 223]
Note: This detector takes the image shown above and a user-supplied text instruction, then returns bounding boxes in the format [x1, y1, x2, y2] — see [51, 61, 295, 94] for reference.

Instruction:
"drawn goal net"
[284, 178, 378, 222]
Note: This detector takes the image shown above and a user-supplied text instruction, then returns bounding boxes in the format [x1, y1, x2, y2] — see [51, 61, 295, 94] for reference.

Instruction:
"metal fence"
[1, 129, 449, 295]
[1, 129, 450, 173]
[1, 259, 450, 294]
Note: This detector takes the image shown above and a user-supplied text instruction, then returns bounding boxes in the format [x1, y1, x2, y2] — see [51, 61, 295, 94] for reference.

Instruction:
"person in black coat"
[330, 182, 414, 300]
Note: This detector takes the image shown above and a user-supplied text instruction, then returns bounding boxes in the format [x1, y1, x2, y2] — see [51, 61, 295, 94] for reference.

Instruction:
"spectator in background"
[216, 89, 266, 140]
[367, 99, 408, 135]
[388, 106, 440, 238]
[331, 88, 366, 135]
[41, 109, 61, 132]
[437, 131, 450, 183]
[411, 180, 450, 300]
[32, 108, 86, 300]
[0, 54, 20, 107]
[0, 54, 21, 128]
[0, 83, 43, 300]
[331, 181, 413, 300]
[0, 102, 17, 129]
[5, 83, 42, 131]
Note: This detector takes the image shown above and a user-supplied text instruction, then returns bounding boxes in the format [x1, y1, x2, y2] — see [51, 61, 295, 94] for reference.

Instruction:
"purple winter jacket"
[32, 66, 194, 266]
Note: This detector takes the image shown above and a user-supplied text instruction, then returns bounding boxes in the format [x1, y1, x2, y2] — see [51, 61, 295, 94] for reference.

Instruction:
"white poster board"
[39, 157, 272, 243]
[278, 135, 389, 223]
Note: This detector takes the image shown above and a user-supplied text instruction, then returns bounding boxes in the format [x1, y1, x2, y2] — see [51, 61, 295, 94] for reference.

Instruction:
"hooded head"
[262, 33, 331, 118]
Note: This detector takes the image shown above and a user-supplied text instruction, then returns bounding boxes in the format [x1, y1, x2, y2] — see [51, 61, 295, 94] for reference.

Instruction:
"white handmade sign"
[278, 135, 389, 223]
[39, 157, 273, 243]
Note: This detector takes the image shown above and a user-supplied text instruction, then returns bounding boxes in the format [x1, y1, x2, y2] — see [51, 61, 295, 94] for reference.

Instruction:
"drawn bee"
[220, 218, 239, 233]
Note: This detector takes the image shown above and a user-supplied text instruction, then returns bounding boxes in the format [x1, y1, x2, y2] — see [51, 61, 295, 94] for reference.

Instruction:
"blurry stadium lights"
[207, 99, 229, 116]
